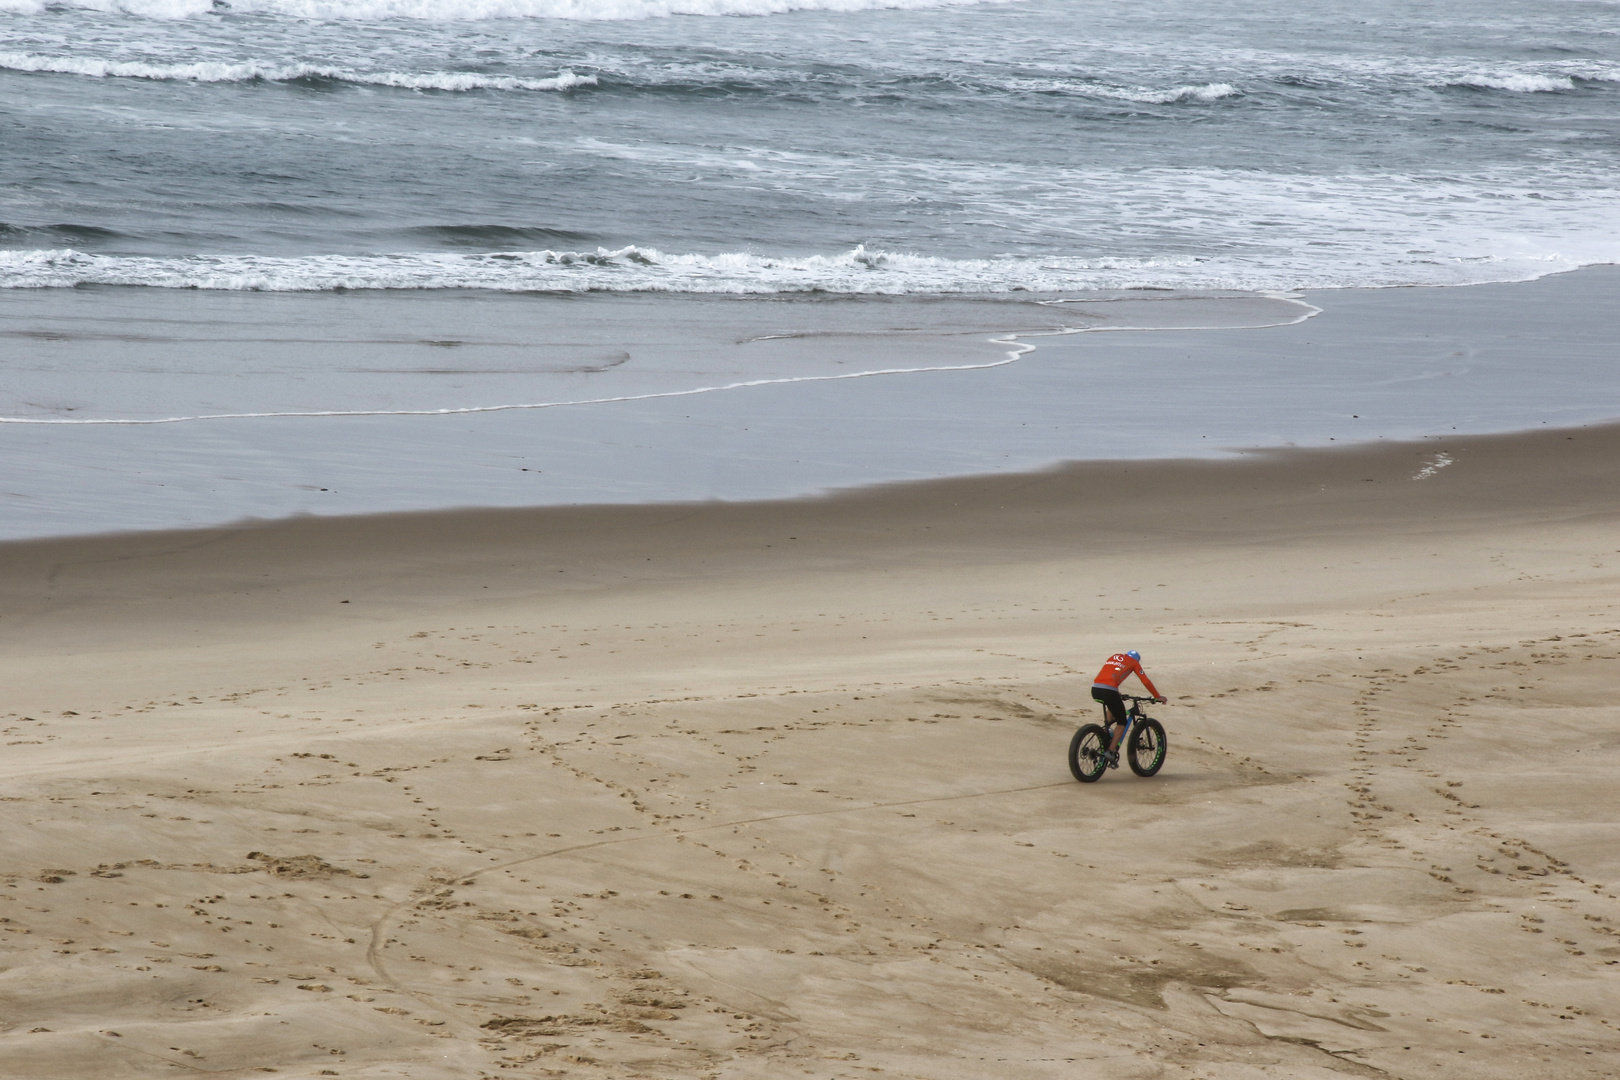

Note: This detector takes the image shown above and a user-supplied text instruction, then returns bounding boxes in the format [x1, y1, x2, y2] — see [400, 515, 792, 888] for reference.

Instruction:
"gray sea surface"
[2, 0, 1618, 536]
[6, 0, 1619, 291]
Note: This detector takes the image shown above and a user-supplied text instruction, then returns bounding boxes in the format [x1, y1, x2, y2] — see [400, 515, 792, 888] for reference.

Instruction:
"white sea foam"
[1452, 72, 1576, 93]
[1336, 57, 1618, 92]
[2, 229, 1614, 296]
[1091, 81, 1238, 104]
[1003, 78, 1240, 104]
[1159, 82, 1239, 102]
[0, 0, 999, 19]
[1412, 453, 1454, 480]
[0, 342, 1033, 426]
[0, 51, 594, 90]
[0, 244, 1144, 293]
[1038, 44, 1620, 96]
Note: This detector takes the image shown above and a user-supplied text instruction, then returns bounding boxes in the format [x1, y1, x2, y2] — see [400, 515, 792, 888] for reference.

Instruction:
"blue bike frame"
[1107, 695, 1155, 748]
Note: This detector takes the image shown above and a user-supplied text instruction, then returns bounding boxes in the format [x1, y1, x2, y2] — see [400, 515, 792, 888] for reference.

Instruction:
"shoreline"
[2, 412, 1616, 556]
[5, 418, 1619, 641]
[3, 266, 1619, 541]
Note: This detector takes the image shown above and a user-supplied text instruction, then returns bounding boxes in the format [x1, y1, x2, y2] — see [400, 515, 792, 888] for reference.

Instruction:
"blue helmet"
[1126, 650, 1141, 661]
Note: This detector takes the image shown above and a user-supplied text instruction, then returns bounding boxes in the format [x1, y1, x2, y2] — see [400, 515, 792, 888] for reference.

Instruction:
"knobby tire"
[1069, 724, 1109, 783]
[1127, 717, 1167, 777]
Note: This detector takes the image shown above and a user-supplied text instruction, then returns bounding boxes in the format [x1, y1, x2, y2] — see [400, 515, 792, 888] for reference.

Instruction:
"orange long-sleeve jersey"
[1092, 653, 1161, 698]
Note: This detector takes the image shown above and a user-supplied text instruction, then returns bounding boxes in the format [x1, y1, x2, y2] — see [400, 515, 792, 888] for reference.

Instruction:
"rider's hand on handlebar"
[1156, 696, 1168, 704]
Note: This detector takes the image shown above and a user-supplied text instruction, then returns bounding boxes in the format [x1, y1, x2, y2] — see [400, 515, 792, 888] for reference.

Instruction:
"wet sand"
[0, 424, 1617, 1079]
[5, 265, 1620, 541]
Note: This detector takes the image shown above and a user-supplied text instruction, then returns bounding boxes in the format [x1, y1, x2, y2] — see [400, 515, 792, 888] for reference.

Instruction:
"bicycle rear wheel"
[1127, 718, 1167, 777]
[1068, 724, 1109, 783]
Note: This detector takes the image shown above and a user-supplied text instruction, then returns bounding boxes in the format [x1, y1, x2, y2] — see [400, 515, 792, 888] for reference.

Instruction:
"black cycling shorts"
[1091, 686, 1126, 725]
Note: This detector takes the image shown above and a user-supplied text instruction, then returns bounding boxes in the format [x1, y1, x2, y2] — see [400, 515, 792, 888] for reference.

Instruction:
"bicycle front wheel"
[1069, 724, 1109, 783]
[1127, 718, 1167, 777]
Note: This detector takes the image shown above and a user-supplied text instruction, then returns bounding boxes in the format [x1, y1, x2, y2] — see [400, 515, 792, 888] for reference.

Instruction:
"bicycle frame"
[1105, 695, 1156, 746]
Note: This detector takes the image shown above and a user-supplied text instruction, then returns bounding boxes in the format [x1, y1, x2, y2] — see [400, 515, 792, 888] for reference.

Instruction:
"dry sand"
[0, 425, 1617, 1079]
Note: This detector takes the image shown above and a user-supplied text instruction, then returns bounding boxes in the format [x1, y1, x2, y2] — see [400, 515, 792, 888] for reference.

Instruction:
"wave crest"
[1095, 81, 1239, 104]
[1002, 78, 1240, 104]
[0, 244, 1214, 293]
[1451, 72, 1577, 93]
[0, 51, 594, 90]
[2, 237, 1612, 295]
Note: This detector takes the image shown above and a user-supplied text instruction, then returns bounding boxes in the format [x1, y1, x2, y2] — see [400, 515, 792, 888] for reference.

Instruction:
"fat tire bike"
[1068, 694, 1167, 783]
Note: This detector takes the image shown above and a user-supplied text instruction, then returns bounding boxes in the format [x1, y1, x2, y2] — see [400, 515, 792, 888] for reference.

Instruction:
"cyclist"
[1092, 650, 1166, 768]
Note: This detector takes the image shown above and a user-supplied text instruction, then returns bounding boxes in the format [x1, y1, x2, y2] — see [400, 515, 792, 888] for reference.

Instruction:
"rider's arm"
[1134, 665, 1164, 701]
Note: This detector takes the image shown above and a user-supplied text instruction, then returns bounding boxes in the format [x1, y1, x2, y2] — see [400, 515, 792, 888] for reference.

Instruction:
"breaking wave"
[1449, 72, 1577, 93]
[3, 48, 1242, 104]
[0, 51, 595, 90]
[1, 239, 1612, 295]
[1073, 81, 1238, 104]
[997, 77, 1240, 104]
[0, 244, 1168, 293]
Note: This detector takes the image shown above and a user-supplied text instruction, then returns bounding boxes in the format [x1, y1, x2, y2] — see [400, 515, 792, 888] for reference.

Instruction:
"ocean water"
[6, 0, 1620, 292]
[2, 0, 1619, 536]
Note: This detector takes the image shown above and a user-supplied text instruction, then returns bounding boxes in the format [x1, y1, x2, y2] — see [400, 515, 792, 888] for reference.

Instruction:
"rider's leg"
[1092, 687, 1126, 754]
[1103, 716, 1124, 766]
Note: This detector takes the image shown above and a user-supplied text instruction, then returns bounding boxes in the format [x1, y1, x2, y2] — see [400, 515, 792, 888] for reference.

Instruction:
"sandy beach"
[0, 423, 1617, 1079]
